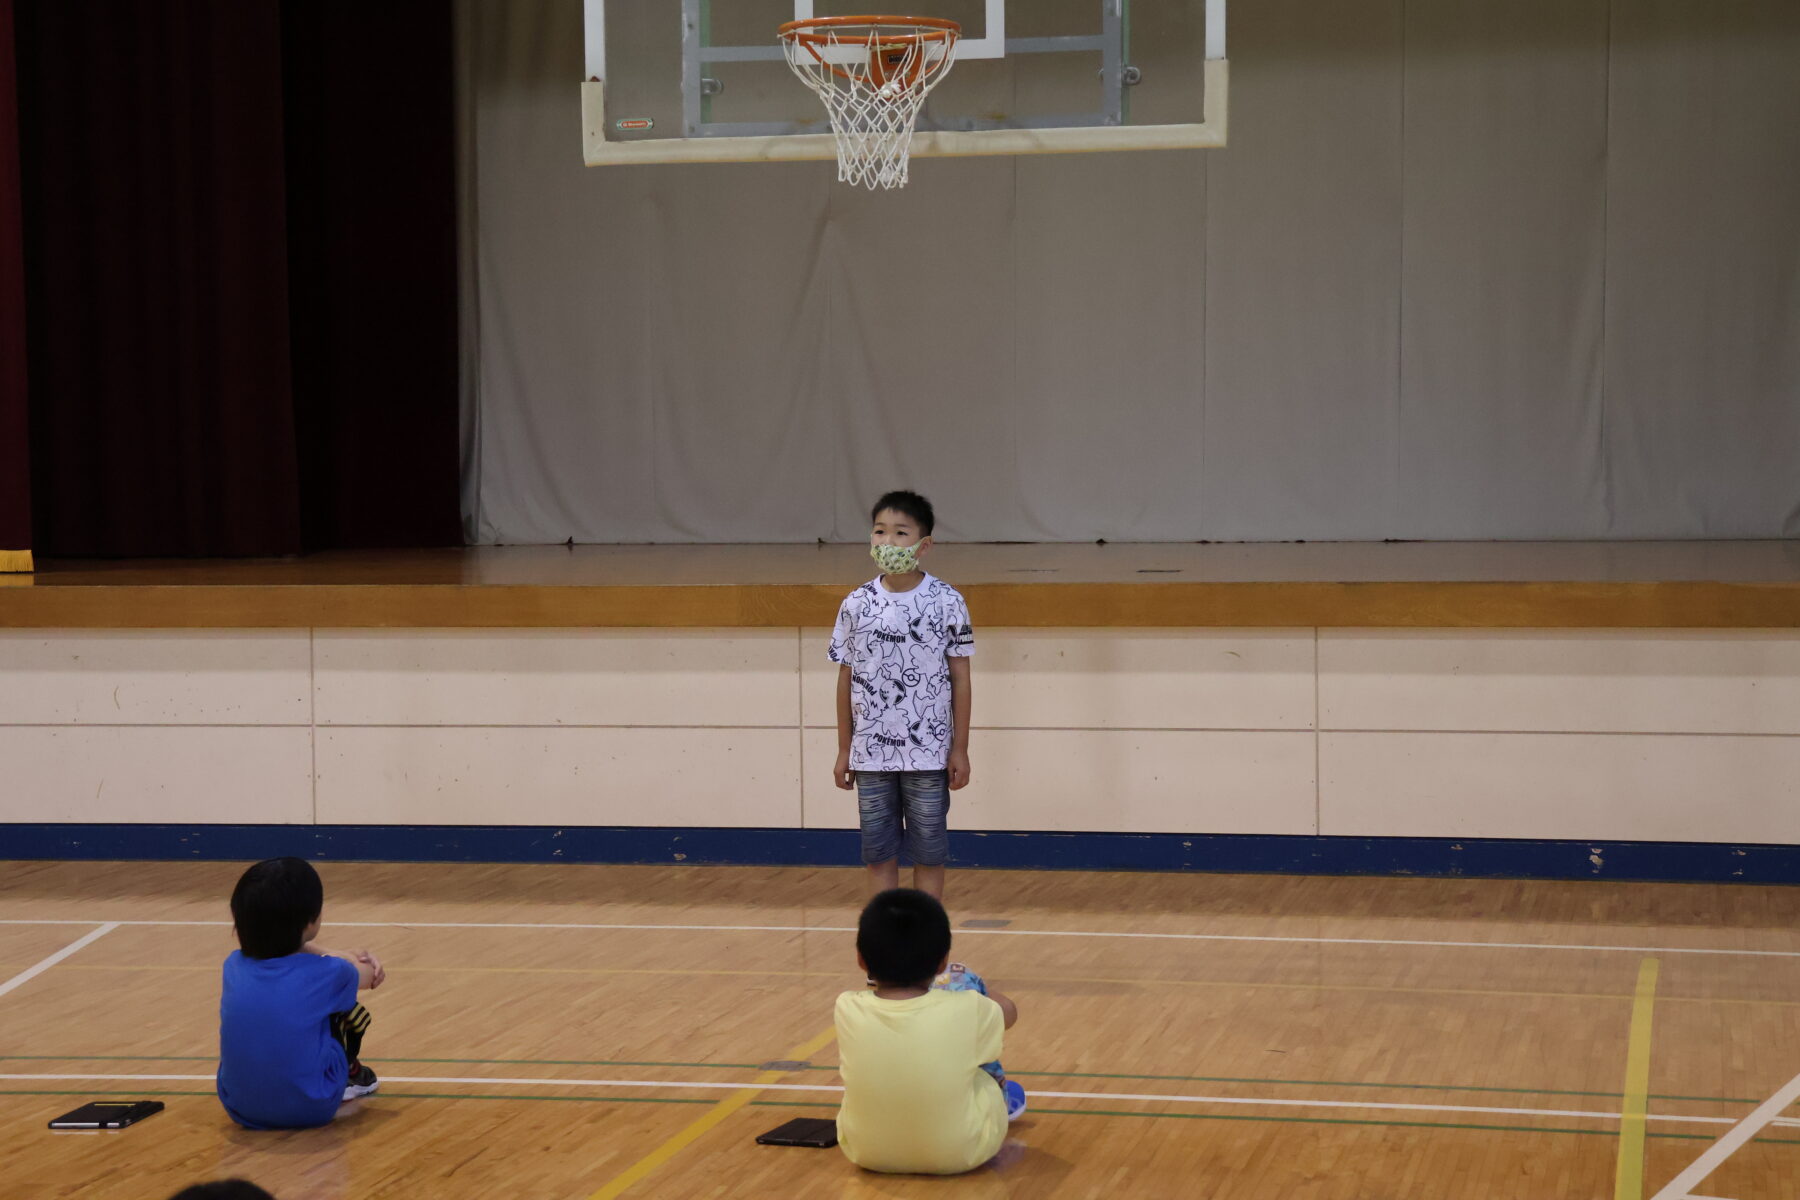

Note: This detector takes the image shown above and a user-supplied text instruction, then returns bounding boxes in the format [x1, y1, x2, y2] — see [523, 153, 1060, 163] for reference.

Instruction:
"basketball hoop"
[779, 15, 961, 190]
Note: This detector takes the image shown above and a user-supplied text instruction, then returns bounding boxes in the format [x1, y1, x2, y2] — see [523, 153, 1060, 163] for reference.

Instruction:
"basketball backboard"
[582, 0, 1227, 167]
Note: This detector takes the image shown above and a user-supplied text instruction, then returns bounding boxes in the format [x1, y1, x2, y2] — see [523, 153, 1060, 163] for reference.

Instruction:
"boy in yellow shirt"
[834, 889, 1026, 1174]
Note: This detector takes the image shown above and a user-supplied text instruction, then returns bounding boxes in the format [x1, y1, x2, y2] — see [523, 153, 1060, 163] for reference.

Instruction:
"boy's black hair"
[168, 1182, 277, 1200]
[870, 490, 935, 537]
[857, 888, 952, 987]
[229, 857, 323, 959]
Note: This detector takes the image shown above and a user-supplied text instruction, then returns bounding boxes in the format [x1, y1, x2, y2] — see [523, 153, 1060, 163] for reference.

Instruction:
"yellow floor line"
[585, 1025, 837, 1200]
[1614, 958, 1660, 1200]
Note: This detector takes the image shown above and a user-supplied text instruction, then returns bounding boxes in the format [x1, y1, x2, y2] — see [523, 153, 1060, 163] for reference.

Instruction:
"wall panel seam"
[1314, 627, 1322, 836]
[309, 723, 815, 731]
[310, 627, 318, 826]
[798, 724, 1320, 733]
[0, 723, 318, 729]
[1317, 728, 1800, 738]
[796, 626, 807, 827]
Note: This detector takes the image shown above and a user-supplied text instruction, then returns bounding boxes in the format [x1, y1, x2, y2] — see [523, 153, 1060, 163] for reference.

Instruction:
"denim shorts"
[855, 770, 950, 866]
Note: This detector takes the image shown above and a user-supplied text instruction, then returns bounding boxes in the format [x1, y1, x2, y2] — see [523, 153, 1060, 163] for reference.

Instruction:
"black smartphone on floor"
[756, 1116, 838, 1148]
[48, 1100, 165, 1130]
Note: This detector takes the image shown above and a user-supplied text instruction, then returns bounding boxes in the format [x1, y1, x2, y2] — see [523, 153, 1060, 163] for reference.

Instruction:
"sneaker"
[343, 1061, 379, 1101]
[1003, 1080, 1027, 1122]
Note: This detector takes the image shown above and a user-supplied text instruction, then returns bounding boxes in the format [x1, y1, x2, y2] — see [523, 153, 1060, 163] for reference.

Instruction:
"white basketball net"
[780, 19, 960, 190]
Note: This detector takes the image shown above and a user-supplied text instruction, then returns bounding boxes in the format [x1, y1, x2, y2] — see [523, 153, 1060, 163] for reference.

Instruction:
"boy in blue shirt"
[830, 491, 974, 901]
[217, 857, 385, 1129]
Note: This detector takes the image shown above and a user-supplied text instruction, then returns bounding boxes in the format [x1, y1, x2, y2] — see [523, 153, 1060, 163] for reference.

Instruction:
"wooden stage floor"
[4, 541, 1800, 627]
[3, 861, 1799, 1199]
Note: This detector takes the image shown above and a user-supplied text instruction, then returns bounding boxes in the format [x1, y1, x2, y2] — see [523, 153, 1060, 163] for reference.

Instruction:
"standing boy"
[830, 490, 973, 900]
[217, 857, 384, 1130]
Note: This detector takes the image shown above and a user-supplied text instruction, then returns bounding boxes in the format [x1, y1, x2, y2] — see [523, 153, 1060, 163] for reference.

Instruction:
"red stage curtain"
[13, 0, 459, 559]
[282, 1, 461, 551]
[16, 0, 300, 557]
[0, 0, 30, 571]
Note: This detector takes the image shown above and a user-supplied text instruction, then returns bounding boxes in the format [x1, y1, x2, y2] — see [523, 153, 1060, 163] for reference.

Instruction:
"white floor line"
[1649, 1069, 1800, 1200]
[2, 917, 1797, 960]
[0, 1071, 1743, 1127]
[1023, 1091, 1737, 1127]
[961, 930, 1800, 960]
[0, 924, 119, 1001]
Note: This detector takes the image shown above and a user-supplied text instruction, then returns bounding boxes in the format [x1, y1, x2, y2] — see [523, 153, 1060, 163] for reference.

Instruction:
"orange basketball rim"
[777, 15, 961, 89]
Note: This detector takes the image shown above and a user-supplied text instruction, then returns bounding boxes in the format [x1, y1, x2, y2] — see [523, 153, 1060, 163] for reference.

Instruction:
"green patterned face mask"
[870, 542, 923, 575]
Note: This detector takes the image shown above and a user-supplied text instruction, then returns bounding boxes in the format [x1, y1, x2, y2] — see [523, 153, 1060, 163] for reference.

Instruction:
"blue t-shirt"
[216, 950, 360, 1129]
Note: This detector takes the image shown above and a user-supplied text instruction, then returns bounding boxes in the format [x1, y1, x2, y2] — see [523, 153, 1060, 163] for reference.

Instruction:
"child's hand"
[948, 750, 971, 790]
[986, 986, 1019, 1029]
[834, 750, 855, 790]
[351, 949, 386, 989]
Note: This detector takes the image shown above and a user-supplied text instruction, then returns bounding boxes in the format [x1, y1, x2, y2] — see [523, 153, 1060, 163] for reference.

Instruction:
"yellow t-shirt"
[834, 987, 1008, 1175]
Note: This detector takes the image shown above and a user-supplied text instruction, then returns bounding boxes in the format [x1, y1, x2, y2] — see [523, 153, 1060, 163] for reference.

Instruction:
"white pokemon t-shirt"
[828, 574, 974, 772]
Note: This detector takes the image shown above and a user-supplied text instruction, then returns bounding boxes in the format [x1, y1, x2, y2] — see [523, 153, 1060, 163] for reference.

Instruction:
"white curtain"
[458, 0, 1800, 544]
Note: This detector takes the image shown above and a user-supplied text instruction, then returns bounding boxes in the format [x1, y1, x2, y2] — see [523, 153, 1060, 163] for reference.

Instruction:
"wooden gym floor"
[2, 861, 1798, 1199]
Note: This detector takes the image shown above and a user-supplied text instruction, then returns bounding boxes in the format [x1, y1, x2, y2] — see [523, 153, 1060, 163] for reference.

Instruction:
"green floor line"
[350, 1091, 724, 1106]
[734, 1098, 1800, 1145]
[4, 1087, 1798, 1148]
[0, 1054, 1766, 1106]
[799, 1063, 1765, 1106]
[0, 1054, 763, 1070]
[4, 1089, 217, 1099]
